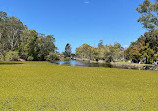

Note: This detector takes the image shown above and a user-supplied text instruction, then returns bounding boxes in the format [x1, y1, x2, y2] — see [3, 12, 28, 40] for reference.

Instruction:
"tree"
[75, 42, 124, 62]
[113, 42, 124, 61]
[127, 31, 158, 64]
[45, 52, 60, 61]
[64, 43, 71, 57]
[0, 10, 58, 61]
[76, 43, 92, 59]
[4, 16, 24, 51]
[19, 26, 57, 61]
[37, 34, 56, 60]
[136, 0, 158, 31]
[0, 11, 8, 60]
[98, 40, 104, 49]
[0, 11, 7, 39]
[126, 0, 158, 64]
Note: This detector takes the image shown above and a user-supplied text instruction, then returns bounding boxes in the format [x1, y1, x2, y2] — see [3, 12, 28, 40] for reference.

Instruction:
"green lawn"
[0, 62, 158, 110]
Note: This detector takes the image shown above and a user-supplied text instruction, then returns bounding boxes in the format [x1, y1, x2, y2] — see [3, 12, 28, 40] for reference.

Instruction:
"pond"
[52, 60, 145, 70]
[53, 60, 85, 66]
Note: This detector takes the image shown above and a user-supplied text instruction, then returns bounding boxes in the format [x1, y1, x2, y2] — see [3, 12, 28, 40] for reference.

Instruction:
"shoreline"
[73, 58, 158, 71]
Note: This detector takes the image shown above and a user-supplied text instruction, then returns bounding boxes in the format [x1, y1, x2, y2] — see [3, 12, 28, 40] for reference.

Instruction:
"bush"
[0, 51, 7, 61]
[46, 52, 60, 61]
[5, 51, 19, 61]
[27, 56, 34, 61]
[105, 56, 113, 63]
[64, 57, 71, 61]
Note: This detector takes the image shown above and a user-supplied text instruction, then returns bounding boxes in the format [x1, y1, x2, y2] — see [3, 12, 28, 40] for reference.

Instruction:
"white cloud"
[84, 0, 90, 4]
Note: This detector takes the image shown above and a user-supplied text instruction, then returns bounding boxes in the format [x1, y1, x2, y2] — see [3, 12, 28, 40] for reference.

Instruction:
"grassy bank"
[116, 62, 150, 66]
[0, 62, 158, 110]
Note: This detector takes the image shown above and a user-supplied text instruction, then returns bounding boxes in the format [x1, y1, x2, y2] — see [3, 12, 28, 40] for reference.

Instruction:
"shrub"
[0, 51, 7, 61]
[46, 52, 60, 61]
[64, 57, 71, 61]
[5, 51, 19, 61]
[27, 56, 34, 61]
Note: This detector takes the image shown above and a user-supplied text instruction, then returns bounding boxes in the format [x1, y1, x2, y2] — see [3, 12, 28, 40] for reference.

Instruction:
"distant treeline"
[75, 30, 158, 64]
[0, 11, 59, 61]
[75, 41, 124, 62]
[75, 0, 158, 64]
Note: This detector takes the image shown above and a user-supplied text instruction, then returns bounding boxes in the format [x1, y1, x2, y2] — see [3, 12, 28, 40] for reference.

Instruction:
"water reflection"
[55, 60, 85, 66]
[53, 60, 114, 68]
[52, 60, 151, 70]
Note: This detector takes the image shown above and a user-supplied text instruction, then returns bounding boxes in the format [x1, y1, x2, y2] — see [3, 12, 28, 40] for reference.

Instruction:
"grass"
[0, 61, 158, 110]
[116, 62, 150, 66]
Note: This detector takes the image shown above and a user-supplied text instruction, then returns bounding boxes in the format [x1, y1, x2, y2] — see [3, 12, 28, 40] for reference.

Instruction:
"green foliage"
[27, 56, 34, 61]
[136, 0, 158, 30]
[75, 42, 124, 62]
[76, 43, 99, 60]
[126, 30, 158, 63]
[64, 57, 71, 61]
[0, 11, 58, 61]
[37, 35, 56, 60]
[98, 40, 104, 49]
[0, 62, 157, 110]
[45, 52, 60, 61]
[5, 51, 19, 61]
[71, 53, 76, 58]
[64, 43, 71, 57]
[126, 0, 158, 64]
[0, 50, 7, 61]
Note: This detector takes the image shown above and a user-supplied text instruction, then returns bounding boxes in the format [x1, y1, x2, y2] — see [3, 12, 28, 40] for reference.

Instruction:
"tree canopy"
[136, 0, 158, 31]
[75, 42, 124, 62]
[0, 11, 58, 61]
[64, 43, 72, 58]
[125, 0, 158, 64]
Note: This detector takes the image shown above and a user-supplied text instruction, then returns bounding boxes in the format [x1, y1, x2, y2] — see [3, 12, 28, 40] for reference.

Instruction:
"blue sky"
[0, 0, 152, 53]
